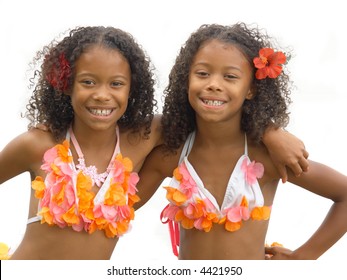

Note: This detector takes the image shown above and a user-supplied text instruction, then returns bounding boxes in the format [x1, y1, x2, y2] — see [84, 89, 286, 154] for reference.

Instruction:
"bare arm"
[268, 160, 347, 259]
[135, 145, 179, 210]
[262, 127, 309, 183]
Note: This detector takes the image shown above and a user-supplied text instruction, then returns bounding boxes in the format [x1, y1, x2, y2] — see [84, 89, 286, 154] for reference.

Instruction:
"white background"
[0, 0, 346, 270]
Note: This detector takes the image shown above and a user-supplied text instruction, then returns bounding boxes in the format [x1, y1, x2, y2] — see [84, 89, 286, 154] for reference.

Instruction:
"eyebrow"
[192, 62, 243, 73]
[75, 72, 130, 80]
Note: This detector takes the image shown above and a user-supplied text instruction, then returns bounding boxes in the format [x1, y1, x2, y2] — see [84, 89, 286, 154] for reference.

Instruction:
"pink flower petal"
[127, 173, 139, 195]
[226, 206, 250, 222]
[163, 205, 180, 220]
[241, 158, 264, 185]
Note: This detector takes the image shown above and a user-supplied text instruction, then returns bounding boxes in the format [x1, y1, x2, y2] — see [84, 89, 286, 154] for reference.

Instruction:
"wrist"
[262, 125, 283, 144]
[292, 248, 319, 260]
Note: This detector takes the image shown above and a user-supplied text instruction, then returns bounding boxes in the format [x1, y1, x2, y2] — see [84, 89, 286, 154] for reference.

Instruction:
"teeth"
[89, 109, 112, 116]
[203, 100, 224, 106]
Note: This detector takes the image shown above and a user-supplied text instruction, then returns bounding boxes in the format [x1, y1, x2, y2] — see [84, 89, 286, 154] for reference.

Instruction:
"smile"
[202, 99, 225, 106]
[88, 108, 113, 116]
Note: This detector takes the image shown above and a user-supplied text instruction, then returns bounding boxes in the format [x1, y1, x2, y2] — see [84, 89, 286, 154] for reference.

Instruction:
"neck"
[70, 123, 118, 150]
[194, 119, 244, 148]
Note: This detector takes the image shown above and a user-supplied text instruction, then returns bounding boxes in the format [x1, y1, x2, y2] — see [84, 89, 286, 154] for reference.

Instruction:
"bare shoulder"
[15, 128, 57, 159]
[0, 128, 58, 183]
[120, 114, 163, 147]
[151, 114, 163, 145]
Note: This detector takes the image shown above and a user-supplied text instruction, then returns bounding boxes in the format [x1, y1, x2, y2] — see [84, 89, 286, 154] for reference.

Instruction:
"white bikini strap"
[178, 132, 195, 163]
[244, 134, 248, 156]
[27, 216, 41, 225]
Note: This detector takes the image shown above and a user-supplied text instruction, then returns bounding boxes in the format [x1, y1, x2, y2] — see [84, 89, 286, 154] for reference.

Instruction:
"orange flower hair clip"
[253, 48, 287, 80]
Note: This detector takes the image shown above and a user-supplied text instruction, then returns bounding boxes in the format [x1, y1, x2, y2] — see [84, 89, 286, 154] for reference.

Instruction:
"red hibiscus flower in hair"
[46, 53, 71, 91]
[253, 48, 286, 79]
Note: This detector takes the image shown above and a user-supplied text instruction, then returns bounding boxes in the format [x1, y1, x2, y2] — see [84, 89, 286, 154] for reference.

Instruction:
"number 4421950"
[199, 266, 242, 276]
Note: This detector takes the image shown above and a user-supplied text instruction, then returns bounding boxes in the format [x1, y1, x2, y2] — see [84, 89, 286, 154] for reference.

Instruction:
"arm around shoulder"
[263, 127, 309, 182]
[135, 144, 179, 210]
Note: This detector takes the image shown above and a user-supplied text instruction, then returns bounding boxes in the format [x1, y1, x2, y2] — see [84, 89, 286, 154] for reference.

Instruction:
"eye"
[196, 71, 209, 77]
[111, 81, 124, 87]
[225, 74, 238, 80]
[80, 79, 95, 86]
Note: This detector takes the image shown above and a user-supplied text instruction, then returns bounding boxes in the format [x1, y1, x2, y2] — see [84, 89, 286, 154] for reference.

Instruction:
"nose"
[206, 74, 223, 92]
[93, 84, 111, 101]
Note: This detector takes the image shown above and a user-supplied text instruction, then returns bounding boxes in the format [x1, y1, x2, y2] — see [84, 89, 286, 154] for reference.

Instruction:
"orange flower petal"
[115, 221, 129, 236]
[174, 209, 185, 222]
[251, 206, 271, 220]
[76, 172, 93, 192]
[173, 167, 183, 181]
[104, 224, 118, 238]
[164, 187, 187, 205]
[218, 216, 226, 224]
[181, 217, 195, 229]
[39, 207, 54, 225]
[116, 153, 133, 172]
[57, 140, 72, 163]
[271, 242, 283, 247]
[88, 222, 97, 234]
[62, 206, 80, 225]
[225, 220, 242, 232]
[31, 176, 45, 198]
[105, 185, 126, 206]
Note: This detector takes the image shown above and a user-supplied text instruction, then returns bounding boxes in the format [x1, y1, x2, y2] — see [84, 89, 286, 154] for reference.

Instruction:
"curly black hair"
[162, 22, 292, 153]
[26, 26, 157, 141]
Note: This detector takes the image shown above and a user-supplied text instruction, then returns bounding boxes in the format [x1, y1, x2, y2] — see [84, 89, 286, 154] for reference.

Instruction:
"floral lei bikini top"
[29, 126, 140, 238]
[160, 132, 271, 256]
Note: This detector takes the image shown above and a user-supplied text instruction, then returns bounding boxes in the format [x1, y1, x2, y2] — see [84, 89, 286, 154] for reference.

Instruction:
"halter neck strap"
[68, 126, 120, 166]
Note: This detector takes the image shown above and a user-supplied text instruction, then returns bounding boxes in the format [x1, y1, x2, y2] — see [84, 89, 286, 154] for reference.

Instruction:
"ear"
[245, 89, 254, 100]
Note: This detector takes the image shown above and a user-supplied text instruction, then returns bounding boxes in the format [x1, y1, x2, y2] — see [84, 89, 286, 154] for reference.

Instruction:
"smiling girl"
[136, 23, 347, 260]
[0, 26, 162, 259]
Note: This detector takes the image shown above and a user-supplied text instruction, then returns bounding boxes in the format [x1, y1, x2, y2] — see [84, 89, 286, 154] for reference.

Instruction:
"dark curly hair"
[26, 26, 157, 141]
[162, 22, 292, 153]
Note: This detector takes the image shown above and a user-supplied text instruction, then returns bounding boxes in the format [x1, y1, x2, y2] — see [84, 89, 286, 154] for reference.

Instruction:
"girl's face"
[70, 45, 131, 132]
[188, 39, 253, 126]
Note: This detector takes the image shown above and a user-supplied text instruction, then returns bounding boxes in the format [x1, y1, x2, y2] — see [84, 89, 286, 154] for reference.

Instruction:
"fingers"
[287, 151, 310, 178]
[298, 156, 309, 173]
[290, 162, 304, 177]
[264, 247, 276, 260]
[265, 246, 277, 255]
[303, 149, 309, 159]
[276, 164, 288, 183]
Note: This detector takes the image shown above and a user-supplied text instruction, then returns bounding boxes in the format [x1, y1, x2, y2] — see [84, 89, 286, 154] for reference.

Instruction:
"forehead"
[193, 39, 250, 66]
[76, 45, 130, 71]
